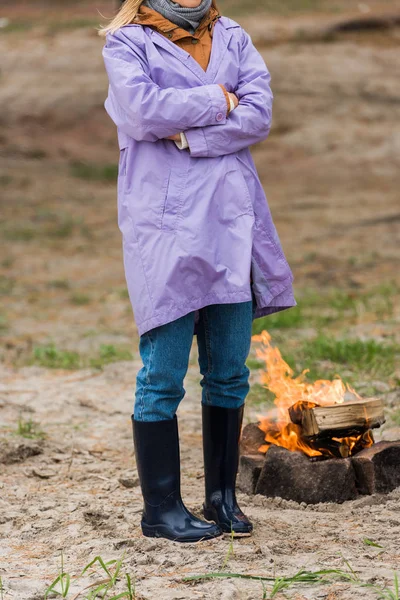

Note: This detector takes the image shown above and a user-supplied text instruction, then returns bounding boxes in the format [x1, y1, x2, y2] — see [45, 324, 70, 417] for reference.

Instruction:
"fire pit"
[239, 331, 400, 504]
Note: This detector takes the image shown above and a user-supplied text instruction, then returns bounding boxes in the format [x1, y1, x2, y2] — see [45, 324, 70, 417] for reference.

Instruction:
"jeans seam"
[202, 307, 213, 406]
[138, 332, 155, 421]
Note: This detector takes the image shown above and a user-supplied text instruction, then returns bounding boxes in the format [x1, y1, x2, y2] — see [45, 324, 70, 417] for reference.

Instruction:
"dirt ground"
[1, 1, 400, 598]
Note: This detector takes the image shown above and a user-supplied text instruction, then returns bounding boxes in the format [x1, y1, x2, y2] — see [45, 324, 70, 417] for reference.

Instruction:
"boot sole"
[141, 523, 222, 543]
[203, 507, 253, 537]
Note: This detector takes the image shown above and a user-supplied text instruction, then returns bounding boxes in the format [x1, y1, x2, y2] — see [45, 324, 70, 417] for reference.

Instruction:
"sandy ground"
[1, 2, 400, 598]
[1, 359, 400, 600]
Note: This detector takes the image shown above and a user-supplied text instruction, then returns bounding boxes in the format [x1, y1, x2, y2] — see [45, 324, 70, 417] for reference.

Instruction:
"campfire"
[252, 330, 384, 460]
[238, 331, 400, 504]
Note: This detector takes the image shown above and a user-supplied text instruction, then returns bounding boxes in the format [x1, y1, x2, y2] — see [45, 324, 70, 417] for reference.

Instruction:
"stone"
[118, 476, 139, 489]
[240, 423, 266, 455]
[237, 455, 265, 495]
[255, 445, 358, 504]
[0, 441, 43, 465]
[31, 468, 56, 479]
[351, 441, 400, 495]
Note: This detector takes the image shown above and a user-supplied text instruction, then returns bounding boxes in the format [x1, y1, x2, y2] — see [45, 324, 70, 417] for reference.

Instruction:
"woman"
[100, 0, 296, 543]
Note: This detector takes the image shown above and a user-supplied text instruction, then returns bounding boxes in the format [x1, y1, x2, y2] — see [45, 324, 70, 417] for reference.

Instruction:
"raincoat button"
[216, 112, 224, 122]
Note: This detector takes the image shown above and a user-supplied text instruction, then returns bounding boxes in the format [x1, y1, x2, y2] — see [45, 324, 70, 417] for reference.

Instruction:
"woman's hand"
[165, 133, 182, 142]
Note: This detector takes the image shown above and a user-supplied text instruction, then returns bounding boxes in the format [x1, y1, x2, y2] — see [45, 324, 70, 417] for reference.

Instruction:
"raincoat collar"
[134, 6, 231, 84]
[152, 19, 231, 84]
[133, 3, 221, 42]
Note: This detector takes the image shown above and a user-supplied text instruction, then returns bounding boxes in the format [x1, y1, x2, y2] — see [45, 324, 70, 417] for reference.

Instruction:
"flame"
[252, 330, 373, 458]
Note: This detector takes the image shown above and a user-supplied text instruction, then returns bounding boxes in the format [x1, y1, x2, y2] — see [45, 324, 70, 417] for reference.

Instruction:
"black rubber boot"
[132, 415, 222, 543]
[202, 404, 253, 536]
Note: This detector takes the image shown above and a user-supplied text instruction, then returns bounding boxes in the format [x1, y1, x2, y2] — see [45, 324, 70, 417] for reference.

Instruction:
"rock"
[83, 510, 110, 528]
[118, 476, 139, 489]
[351, 441, 400, 495]
[255, 446, 358, 504]
[0, 441, 43, 465]
[237, 454, 265, 495]
[50, 453, 72, 463]
[31, 468, 56, 479]
[240, 423, 265, 455]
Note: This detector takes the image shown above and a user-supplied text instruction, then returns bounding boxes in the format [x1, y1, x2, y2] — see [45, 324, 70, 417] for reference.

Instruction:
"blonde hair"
[98, 0, 144, 37]
[98, 0, 218, 37]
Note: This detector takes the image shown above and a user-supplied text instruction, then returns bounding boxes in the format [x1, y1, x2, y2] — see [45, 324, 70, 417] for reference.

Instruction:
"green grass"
[184, 558, 400, 600]
[0, 175, 13, 186]
[26, 148, 47, 159]
[2, 213, 89, 243]
[300, 335, 400, 381]
[30, 343, 133, 370]
[0, 276, 15, 295]
[254, 334, 400, 389]
[252, 305, 304, 334]
[365, 572, 400, 600]
[48, 219, 75, 239]
[184, 566, 355, 598]
[118, 288, 130, 300]
[250, 333, 399, 399]
[0, 20, 33, 34]
[70, 161, 119, 182]
[70, 293, 91, 306]
[89, 344, 133, 369]
[363, 538, 384, 549]
[388, 409, 400, 426]
[46, 18, 100, 34]
[16, 415, 46, 440]
[0, 314, 8, 333]
[252, 283, 399, 336]
[246, 357, 265, 370]
[48, 279, 71, 290]
[3, 226, 36, 241]
[0, 17, 99, 36]
[1, 257, 14, 268]
[45, 551, 136, 600]
[32, 344, 82, 370]
[250, 283, 400, 387]
[221, 0, 344, 16]
[246, 382, 276, 408]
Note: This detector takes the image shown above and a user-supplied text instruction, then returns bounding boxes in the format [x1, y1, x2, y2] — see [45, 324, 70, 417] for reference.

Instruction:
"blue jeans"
[134, 297, 257, 422]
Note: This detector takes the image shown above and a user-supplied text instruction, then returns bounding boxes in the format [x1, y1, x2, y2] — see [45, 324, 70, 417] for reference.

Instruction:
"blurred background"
[0, 0, 399, 392]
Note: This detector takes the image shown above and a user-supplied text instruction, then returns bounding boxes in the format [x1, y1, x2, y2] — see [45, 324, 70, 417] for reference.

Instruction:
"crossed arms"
[102, 27, 273, 158]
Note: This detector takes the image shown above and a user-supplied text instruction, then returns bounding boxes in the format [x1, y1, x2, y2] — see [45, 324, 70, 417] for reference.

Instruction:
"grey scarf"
[142, 0, 212, 34]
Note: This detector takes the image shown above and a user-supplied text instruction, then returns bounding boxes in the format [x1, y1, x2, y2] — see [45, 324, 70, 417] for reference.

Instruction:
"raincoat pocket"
[117, 146, 128, 198]
[159, 167, 187, 232]
[119, 147, 128, 177]
[234, 156, 254, 216]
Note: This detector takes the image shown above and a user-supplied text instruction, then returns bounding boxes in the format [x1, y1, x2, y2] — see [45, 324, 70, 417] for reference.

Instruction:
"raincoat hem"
[254, 285, 297, 320]
[136, 289, 252, 336]
[135, 279, 296, 337]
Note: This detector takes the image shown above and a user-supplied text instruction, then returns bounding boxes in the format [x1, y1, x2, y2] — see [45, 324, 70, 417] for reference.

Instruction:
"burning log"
[289, 398, 385, 438]
[307, 429, 375, 459]
[240, 330, 398, 504]
[240, 421, 376, 460]
[251, 331, 383, 459]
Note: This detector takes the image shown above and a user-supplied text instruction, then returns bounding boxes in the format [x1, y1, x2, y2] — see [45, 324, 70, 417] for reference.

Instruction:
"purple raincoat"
[102, 15, 296, 337]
